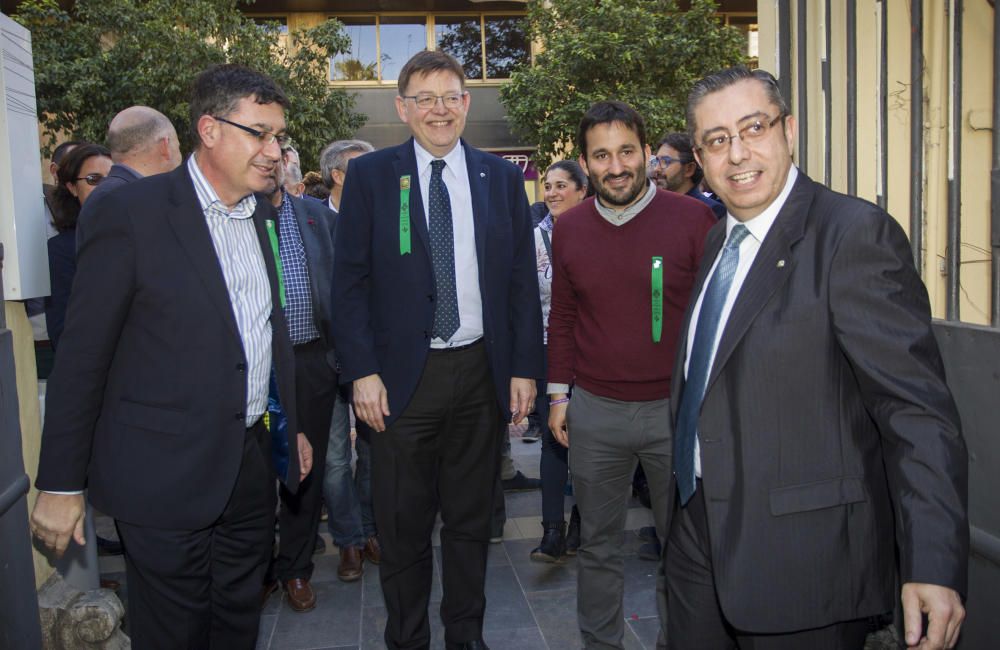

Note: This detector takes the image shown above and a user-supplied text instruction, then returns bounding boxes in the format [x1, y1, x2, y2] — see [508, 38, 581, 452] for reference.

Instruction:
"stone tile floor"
[98, 425, 899, 650]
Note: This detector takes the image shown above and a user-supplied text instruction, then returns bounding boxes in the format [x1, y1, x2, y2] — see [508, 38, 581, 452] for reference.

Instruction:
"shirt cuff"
[547, 382, 571, 395]
[42, 490, 84, 495]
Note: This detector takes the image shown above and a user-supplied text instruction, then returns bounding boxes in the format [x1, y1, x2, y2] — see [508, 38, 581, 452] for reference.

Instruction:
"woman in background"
[530, 160, 588, 563]
[45, 143, 112, 351]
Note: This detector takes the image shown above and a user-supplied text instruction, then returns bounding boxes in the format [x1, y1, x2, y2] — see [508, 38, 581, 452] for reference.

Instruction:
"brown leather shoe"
[338, 545, 364, 582]
[284, 578, 316, 612]
[362, 536, 381, 565]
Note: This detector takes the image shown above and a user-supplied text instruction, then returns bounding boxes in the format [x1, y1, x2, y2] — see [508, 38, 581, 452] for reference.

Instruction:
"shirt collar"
[725, 165, 798, 244]
[187, 154, 257, 219]
[540, 213, 554, 232]
[593, 180, 657, 224]
[117, 162, 143, 179]
[413, 138, 465, 177]
[327, 196, 338, 213]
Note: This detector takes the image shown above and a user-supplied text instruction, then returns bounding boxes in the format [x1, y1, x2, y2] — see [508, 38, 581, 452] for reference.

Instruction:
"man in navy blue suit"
[332, 50, 543, 650]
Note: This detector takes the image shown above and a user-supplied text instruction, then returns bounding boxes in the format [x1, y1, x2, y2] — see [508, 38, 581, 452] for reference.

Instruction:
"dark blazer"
[44, 228, 76, 350]
[76, 163, 142, 249]
[285, 193, 337, 353]
[670, 171, 968, 633]
[331, 138, 543, 425]
[36, 163, 300, 530]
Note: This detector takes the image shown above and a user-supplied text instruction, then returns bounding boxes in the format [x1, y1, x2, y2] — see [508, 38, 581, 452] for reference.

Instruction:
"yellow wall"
[4, 301, 52, 589]
[758, 0, 993, 324]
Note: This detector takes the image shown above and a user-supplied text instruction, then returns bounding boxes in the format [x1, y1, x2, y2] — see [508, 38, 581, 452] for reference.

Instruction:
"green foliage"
[499, 0, 747, 166]
[15, 0, 366, 171]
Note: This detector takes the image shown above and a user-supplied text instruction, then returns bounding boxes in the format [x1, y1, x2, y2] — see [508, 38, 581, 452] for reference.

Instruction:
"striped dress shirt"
[187, 155, 272, 424]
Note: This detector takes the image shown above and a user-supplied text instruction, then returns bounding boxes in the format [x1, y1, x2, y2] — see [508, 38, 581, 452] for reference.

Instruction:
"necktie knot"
[431, 159, 446, 176]
[726, 224, 750, 250]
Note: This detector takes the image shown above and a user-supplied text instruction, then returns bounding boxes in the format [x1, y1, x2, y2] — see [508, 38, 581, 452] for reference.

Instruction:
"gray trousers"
[568, 387, 672, 650]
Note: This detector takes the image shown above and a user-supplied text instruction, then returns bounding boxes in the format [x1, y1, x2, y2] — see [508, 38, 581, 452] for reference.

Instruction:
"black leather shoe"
[502, 471, 541, 491]
[446, 640, 490, 650]
[530, 522, 566, 563]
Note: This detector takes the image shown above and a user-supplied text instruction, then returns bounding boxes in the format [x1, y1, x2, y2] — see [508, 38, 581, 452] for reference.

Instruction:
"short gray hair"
[285, 161, 303, 185]
[686, 67, 789, 142]
[107, 110, 174, 156]
[320, 139, 375, 189]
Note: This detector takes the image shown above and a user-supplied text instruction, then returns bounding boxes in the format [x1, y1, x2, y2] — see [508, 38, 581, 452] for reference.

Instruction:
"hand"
[353, 373, 389, 432]
[509, 377, 537, 425]
[548, 395, 569, 447]
[901, 582, 965, 649]
[297, 432, 313, 482]
[30, 492, 87, 559]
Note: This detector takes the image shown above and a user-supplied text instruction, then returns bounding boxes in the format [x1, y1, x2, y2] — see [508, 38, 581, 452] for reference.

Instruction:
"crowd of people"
[26, 48, 968, 650]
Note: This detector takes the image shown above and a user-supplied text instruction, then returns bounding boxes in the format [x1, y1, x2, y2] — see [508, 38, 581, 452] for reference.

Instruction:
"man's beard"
[592, 167, 648, 207]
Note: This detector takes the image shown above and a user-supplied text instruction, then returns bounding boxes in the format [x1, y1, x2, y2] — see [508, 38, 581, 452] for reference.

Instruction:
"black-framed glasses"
[73, 173, 105, 186]
[213, 116, 290, 148]
[649, 154, 692, 170]
[696, 113, 785, 156]
[400, 93, 467, 110]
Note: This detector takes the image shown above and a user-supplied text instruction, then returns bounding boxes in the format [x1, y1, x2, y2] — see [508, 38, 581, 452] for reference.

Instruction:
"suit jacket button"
[234, 412, 244, 420]
[428, 294, 434, 302]
[236, 363, 246, 373]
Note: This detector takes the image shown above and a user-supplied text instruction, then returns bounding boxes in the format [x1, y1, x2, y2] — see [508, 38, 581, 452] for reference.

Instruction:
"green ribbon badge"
[651, 256, 663, 343]
[265, 219, 287, 309]
[399, 175, 412, 255]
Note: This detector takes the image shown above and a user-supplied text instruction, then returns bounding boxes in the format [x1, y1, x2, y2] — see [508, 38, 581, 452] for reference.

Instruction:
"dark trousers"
[664, 484, 869, 649]
[117, 423, 275, 650]
[274, 339, 337, 581]
[372, 341, 503, 650]
[536, 348, 570, 523]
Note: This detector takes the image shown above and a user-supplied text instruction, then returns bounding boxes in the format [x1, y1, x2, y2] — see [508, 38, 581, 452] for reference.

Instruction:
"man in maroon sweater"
[547, 101, 715, 648]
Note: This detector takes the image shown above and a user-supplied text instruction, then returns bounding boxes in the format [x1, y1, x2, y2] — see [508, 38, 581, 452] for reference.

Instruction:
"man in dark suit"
[261, 154, 339, 611]
[332, 50, 543, 650]
[667, 66, 968, 649]
[76, 106, 182, 246]
[30, 65, 312, 649]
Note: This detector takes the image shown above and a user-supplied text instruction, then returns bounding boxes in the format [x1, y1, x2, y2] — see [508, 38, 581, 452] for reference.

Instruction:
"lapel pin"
[777, 260, 786, 268]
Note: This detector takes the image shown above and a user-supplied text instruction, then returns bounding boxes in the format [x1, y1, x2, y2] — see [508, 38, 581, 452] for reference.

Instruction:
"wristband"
[549, 397, 570, 406]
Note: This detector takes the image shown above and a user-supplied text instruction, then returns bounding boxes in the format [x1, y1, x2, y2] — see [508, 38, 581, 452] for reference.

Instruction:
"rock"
[37, 573, 129, 649]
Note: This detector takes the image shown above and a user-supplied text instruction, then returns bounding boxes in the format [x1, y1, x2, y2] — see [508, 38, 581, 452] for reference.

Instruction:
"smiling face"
[579, 121, 649, 210]
[395, 69, 470, 158]
[195, 95, 286, 207]
[66, 154, 112, 205]
[692, 79, 796, 222]
[543, 168, 587, 219]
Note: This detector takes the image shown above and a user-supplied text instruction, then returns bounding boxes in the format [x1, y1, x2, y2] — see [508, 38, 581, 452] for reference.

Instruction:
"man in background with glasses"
[332, 50, 542, 650]
[649, 132, 725, 219]
[31, 64, 312, 649]
[668, 65, 967, 649]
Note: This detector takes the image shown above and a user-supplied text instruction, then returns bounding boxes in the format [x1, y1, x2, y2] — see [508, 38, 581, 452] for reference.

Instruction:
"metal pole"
[946, 0, 963, 321]
[797, 0, 809, 173]
[992, 0, 1000, 324]
[847, 0, 857, 196]
[823, 0, 832, 187]
[911, 0, 925, 272]
[878, 0, 889, 210]
[777, 0, 792, 107]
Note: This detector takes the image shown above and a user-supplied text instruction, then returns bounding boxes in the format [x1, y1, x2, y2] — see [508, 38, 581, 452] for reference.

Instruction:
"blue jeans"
[322, 391, 375, 548]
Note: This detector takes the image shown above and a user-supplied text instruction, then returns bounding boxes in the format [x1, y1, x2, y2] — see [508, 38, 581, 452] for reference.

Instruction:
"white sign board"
[0, 13, 48, 300]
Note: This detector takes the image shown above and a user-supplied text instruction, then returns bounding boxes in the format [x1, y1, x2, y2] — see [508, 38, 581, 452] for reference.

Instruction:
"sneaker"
[521, 425, 541, 443]
[530, 522, 567, 563]
[565, 505, 581, 555]
[502, 471, 541, 491]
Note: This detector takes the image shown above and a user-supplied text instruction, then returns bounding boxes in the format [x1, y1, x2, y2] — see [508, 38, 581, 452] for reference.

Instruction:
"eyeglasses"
[213, 116, 290, 148]
[696, 113, 785, 156]
[400, 93, 467, 110]
[73, 173, 105, 186]
[649, 154, 692, 170]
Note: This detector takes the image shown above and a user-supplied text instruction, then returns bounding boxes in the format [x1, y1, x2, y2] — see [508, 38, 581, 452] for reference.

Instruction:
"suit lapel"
[163, 165, 241, 341]
[463, 141, 490, 265]
[392, 139, 430, 258]
[705, 174, 815, 392]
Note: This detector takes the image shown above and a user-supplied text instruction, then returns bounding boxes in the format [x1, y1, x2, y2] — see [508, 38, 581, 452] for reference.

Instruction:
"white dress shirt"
[413, 140, 484, 348]
[686, 166, 798, 477]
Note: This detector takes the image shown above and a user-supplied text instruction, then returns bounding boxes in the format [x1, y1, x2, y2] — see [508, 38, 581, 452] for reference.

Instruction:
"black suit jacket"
[75, 163, 142, 249]
[670, 171, 968, 632]
[332, 138, 543, 425]
[36, 163, 300, 530]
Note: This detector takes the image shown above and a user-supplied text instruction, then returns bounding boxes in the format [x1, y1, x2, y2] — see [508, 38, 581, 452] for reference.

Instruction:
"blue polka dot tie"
[673, 224, 750, 505]
[429, 159, 460, 341]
